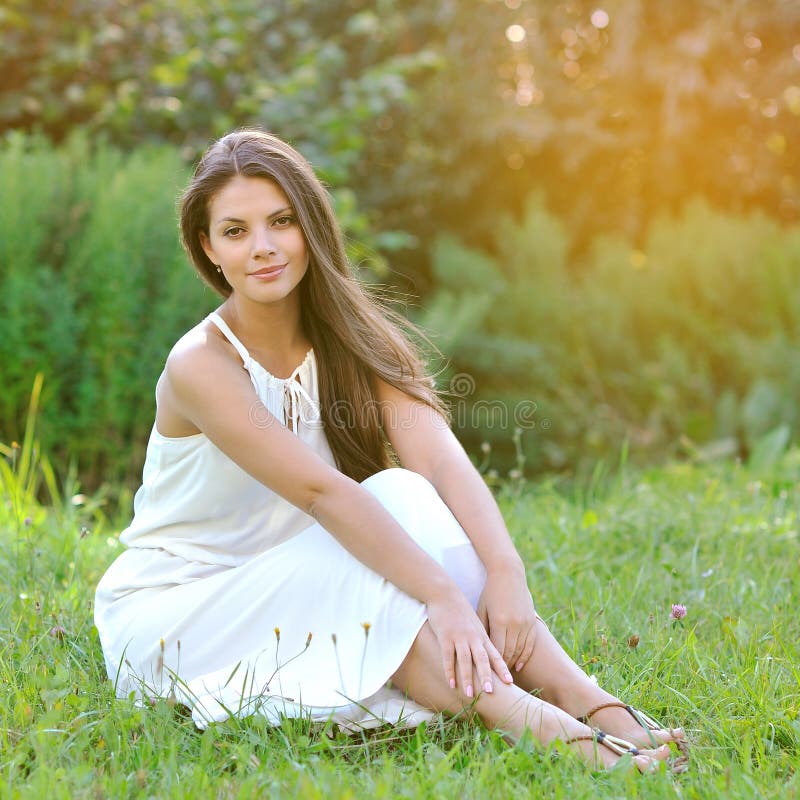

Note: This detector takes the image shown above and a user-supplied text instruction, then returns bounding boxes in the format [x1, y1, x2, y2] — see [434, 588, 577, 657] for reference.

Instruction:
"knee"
[360, 467, 435, 495]
[359, 468, 440, 527]
[361, 467, 432, 487]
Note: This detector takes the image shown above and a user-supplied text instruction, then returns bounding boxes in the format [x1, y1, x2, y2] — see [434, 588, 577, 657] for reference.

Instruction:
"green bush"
[0, 133, 391, 492]
[419, 196, 800, 478]
[2, 134, 798, 492]
[0, 132, 205, 488]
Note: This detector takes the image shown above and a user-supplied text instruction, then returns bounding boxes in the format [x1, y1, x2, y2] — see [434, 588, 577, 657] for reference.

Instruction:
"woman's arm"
[163, 333, 513, 695]
[376, 379, 538, 673]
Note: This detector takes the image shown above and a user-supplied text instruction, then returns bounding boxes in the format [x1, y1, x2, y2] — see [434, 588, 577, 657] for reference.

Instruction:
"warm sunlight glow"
[506, 24, 526, 43]
[590, 9, 609, 29]
[743, 33, 762, 51]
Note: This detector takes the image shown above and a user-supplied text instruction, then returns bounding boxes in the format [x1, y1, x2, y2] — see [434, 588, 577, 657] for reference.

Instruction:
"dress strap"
[207, 312, 251, 365]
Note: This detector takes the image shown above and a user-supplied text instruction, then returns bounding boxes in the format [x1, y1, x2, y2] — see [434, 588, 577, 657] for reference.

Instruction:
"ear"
[199, 230, 217, 265]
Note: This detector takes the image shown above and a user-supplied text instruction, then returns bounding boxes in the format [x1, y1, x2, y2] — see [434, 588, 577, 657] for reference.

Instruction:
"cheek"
[292, 230, 308, 255]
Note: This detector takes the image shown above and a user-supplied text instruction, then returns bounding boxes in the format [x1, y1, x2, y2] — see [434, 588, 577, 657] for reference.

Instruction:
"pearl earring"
[215, 264, 222, 273]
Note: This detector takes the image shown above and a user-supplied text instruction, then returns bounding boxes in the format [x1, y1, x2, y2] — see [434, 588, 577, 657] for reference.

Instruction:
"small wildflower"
[48, 625, 66, 640]
[11, 441, 19, 449]
[80, 526, 89, 538]
[362, 622, 371, 637]
[305, 632, 313, 647]
[628, 634, 640, 649]
[331, 633, 337, 645]
[274, 627, 281, 642]
[71, 494, 86, 506]
[23, 516, 32, 527]
[157, 638, 165, 675]
[481, 442, 491, 454]
[670, 604, 687, 621]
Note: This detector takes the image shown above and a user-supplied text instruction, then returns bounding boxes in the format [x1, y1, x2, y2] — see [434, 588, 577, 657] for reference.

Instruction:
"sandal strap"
[578, 701, 663, 734]
[599, 731, 641, 756]
[562, 730, 637, 758]
[577, 701, 634, 725]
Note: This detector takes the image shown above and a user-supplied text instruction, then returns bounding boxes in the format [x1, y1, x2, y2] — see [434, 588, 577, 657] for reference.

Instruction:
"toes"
[633, 745, 671, 774]
[651, 744, 671, 760]
[634, 755, 660, 773]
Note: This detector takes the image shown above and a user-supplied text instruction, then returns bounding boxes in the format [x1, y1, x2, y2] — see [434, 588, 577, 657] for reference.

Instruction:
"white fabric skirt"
[94, 468, 488, 731]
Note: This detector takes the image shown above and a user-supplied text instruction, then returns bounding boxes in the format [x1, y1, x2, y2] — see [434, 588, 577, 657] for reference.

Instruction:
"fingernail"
[484, 681, 493, 693]
[515, 662, 523, 672]
[466, 684, 473, 698]
[449, 678, 456, 690]
[504, 671, 513, 681]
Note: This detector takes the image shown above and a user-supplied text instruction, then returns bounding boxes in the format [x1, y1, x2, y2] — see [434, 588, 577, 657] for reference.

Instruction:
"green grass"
[1, 433, 799, 798]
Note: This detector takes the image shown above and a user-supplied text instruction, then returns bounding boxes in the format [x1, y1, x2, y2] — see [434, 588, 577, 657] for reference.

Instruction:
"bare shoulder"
[153, 317, 342, 513]
[164, 318, 237, 385]
[155, 319, 242, 437]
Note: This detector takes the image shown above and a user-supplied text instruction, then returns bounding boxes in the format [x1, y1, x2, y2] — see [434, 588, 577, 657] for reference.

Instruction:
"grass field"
[1, 432, 799, 798]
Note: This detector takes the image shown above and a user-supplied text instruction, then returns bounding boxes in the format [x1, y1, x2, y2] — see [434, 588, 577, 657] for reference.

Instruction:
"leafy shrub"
[2, 133, 798, 491]
[0, 132, 390, 492]
[419, 196, 800, 478]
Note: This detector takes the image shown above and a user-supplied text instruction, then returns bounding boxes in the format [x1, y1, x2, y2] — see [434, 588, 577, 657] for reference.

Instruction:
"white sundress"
[94, 310, 488, 731]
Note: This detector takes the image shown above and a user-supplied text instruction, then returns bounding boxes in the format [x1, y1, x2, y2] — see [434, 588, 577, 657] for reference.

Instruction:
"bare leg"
[509, 616, 684, 749]
[390, 622, 670, 771]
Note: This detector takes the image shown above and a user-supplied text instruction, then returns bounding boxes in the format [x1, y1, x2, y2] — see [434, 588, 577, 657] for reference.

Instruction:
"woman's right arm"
[163, 335, 513, 696]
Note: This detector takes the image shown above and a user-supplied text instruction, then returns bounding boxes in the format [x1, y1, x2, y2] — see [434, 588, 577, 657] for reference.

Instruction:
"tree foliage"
[2, 0, 798, 262]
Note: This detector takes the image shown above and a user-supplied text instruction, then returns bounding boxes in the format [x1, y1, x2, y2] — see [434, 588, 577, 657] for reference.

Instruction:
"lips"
[249, 264, 287, 276]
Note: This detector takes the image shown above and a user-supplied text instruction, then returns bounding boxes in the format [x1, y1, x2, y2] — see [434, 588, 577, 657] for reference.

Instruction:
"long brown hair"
[179, 128, 449, 481]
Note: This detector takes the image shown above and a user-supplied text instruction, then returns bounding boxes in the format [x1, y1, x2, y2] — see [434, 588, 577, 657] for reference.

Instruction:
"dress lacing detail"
[207, 312, 318, 432]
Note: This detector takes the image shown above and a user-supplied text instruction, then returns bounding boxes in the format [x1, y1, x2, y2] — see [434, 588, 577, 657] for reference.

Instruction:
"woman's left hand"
[476, 565, 538, 674]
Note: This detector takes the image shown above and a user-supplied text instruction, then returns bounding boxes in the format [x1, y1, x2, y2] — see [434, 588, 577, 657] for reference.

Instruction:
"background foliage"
[423, 195, 800, 476]
[1, 0, 799, 492]
[1, 136, 798, 489]
[3, 0, 798, 254]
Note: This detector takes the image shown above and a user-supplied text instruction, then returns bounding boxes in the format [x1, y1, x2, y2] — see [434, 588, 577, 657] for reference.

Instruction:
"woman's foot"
[567, 693, 685, 752]
[512, 615, 686, 754]
[561, 732, 671, 773]
[496, 692, 672, 773]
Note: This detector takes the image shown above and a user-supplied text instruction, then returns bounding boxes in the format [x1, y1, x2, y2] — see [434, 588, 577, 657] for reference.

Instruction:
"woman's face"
[200, 175, 309, 306]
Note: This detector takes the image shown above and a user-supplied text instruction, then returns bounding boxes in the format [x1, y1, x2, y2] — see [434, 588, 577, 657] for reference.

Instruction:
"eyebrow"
[215, 207, 293, 225]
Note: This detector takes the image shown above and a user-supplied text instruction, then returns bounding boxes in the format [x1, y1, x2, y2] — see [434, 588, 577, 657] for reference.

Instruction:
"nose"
[252, 225, 278, 258]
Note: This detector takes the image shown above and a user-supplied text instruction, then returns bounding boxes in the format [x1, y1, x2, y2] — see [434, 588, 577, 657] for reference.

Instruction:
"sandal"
[560, 731, 658, 773]
[577, 701, 690, 755]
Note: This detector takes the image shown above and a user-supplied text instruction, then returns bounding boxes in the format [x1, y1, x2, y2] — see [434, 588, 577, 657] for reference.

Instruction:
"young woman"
[94, 129, 687, 772]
